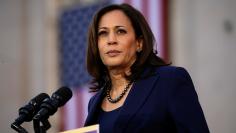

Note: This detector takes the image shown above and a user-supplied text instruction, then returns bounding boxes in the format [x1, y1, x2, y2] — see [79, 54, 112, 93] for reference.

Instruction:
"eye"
[98, 30, 108, 36]
[117, 29, 127, 34]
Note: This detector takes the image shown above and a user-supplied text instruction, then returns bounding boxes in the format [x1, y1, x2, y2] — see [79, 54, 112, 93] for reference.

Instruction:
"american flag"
[59, 0, 168, 131]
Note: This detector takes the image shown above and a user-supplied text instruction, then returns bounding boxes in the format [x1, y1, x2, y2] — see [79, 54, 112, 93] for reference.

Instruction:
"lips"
[106, 50, 121, 57]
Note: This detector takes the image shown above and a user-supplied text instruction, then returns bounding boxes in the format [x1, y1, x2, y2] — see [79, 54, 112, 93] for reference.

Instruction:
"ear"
[136, 37, 143, 52]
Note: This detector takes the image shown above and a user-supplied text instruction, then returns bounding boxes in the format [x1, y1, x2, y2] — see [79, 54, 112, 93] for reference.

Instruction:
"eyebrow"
[98, 26, 126, 30]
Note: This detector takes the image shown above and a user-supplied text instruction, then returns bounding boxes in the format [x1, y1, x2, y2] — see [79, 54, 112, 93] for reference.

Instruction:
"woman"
[84, 3, 209, 133]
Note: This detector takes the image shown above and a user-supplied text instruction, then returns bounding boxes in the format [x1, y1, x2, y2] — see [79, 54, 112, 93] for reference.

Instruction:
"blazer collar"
[84, 89, 104, 126]
[114, 68, 159, 132]
[85, 67, 160, 131]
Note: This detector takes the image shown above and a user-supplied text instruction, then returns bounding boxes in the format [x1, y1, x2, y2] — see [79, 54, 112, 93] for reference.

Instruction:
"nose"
[107, 32, 117, 45]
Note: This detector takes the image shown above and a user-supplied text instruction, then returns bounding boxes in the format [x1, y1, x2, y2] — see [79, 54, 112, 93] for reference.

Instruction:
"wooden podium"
[60, 124, 99, 133]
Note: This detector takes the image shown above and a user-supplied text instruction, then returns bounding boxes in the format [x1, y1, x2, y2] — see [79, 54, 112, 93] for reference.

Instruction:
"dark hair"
[87, 3, 168, 92]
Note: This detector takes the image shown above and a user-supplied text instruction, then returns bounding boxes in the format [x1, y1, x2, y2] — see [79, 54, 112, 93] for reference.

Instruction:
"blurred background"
[1, 0, 236, 132]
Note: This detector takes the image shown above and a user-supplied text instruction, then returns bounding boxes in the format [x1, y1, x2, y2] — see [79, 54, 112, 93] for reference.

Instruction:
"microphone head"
[33, 87, 73, 121]
[16, 93, 49, 123]
[51, 86, 72, 107]
[30, 93, 50, 105]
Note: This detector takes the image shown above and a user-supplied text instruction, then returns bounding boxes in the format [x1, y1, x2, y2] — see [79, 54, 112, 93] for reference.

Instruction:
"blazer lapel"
[114, 70, 160, 132]
[84, 89, 104, 126]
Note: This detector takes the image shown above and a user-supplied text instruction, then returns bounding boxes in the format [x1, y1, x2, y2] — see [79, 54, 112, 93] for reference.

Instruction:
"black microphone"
[11, 93, 50, 126]
[33, 87, 72, 121]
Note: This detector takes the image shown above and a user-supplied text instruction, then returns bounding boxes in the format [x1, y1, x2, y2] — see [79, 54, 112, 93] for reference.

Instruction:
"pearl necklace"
[106, 81, 133, 103]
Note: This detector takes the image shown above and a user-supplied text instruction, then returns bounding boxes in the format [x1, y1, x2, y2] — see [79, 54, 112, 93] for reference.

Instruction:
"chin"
[104, 61, 123, 68]
[103, 58, 122, 66]
[105, 63, 121, 68]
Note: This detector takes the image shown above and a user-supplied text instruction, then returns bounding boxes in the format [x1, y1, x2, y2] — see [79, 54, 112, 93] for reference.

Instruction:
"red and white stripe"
[61, 86, 94, 131]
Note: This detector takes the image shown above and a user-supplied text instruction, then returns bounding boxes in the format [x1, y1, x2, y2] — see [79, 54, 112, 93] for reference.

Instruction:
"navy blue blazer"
[84, 66, 209, 133]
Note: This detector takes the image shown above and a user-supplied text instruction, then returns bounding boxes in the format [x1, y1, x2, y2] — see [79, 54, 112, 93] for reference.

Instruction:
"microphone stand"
[33, 118, 51, 133]
[11, 117, 51, 133]
[11, 122, 28, 133]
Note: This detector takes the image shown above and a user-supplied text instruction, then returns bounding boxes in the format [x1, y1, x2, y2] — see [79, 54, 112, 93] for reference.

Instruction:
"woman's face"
[97, 10, 142, 70]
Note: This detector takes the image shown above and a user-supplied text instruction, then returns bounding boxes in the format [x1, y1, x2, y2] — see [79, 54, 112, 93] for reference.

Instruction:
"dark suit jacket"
[84, 66, 210, 133]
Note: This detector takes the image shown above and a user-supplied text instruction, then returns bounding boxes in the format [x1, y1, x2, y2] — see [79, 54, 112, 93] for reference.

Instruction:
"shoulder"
[138, 66, 193, 87]
[154, 66, 191, 78]
[140, 66, 192, 81]
[156, 65, 187, 73]
[151, 66, 194, 86]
